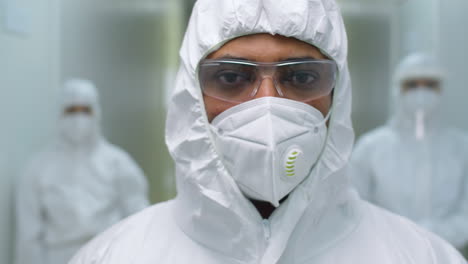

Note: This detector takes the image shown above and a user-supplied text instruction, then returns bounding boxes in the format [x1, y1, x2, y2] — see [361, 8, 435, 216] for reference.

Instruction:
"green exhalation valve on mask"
[285, 149, 302, 177]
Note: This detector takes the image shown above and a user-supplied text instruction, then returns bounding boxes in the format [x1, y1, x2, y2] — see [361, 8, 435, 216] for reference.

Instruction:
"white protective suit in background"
[70, 1, 466, 263]
[350, 53, 468, 249]
[15, 79, 149, 264]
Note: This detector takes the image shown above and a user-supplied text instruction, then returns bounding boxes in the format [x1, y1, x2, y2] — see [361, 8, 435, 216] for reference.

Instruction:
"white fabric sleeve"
[15, 166, 44, 264]
[115, 153, 150, 217]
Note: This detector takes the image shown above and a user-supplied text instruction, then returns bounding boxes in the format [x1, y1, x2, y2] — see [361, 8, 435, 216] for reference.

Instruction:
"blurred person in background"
[70, 1, 466, 263]
[15, 79, 149, 264]
[350, 53, 468, 250]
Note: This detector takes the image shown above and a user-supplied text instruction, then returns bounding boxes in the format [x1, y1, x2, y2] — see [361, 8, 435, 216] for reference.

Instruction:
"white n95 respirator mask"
[60, 113, 97, 145]
[402, 88, 440, 114]
[210, 97, 330, 207]
[401, 88, 441, 140]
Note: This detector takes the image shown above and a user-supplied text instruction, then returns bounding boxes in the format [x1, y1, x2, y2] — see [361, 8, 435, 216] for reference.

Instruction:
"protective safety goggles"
[198, 59, 337, 103]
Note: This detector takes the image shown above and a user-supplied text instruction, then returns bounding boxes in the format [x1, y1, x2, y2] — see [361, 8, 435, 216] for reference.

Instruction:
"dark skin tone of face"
[64, 105, 93, 115]
[401, 78, 442, 93]
[203, 34, 333, 219]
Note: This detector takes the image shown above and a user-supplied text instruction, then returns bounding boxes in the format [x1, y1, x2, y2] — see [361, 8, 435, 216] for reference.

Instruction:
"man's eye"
[216, 71, 250, 85]
[287, 71, 318, 85]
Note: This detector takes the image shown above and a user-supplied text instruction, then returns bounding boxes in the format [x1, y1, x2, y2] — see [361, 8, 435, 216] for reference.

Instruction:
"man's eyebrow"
[282, 56, 319, 61]
[215, 54, 250, 61]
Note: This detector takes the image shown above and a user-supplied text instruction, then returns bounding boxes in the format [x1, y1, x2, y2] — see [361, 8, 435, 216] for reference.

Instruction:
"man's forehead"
[207, 34, 326, 62]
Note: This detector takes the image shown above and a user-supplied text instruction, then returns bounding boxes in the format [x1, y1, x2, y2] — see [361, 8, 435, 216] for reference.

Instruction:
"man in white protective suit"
[70, 1, 467, 263]
[15, 79, 149, 264]
[350, 53, 468, 251]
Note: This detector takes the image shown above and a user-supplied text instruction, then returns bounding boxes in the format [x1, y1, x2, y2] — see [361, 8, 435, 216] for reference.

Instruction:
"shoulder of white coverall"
[18, 146, 55, 185]
[423, 228, 468, 263]
[361, 201, 466, 263]
[69, 201, 174, 264]
[353, 125, 393, 156]
[97, 140, 139, 165]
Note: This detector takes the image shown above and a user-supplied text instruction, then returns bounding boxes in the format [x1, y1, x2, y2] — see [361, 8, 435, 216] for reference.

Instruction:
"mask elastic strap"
[313, 108, 332, 132]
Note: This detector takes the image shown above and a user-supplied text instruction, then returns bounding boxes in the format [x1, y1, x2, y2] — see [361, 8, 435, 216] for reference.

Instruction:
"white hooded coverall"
[70, 1, 467, 263]
[350, 54, 468, 249]
[15, 79, 149, 264]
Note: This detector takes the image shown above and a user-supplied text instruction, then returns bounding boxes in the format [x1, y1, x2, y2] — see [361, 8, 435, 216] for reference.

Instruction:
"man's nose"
[253, 78, 281, 99]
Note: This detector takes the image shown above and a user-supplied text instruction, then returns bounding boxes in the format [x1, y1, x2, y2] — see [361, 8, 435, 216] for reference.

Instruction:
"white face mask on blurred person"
[60, 113, 98, 146]
[211, 97, 329, 207]
[401, 87, 440, 115]
[401, 87, 440, 140]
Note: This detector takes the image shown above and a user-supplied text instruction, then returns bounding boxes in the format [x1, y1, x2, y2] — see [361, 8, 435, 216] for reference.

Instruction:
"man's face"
[202, 33, 333, 122]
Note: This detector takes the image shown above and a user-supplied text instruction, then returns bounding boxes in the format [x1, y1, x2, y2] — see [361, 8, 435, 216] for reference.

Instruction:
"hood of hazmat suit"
[70, 2, 466, 264]
[350, 53, 468, 249]
[15, 79, 149, 264]
[391, 53, 444, 139]
[59, 79, 102, 147]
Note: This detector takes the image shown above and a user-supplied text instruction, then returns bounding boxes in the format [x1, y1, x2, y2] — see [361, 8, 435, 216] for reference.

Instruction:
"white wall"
[340, 3, 397, 137]
[0, 0, 60, 263]
[398, 0, 440, 57]
[439, 0, 468, 131]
